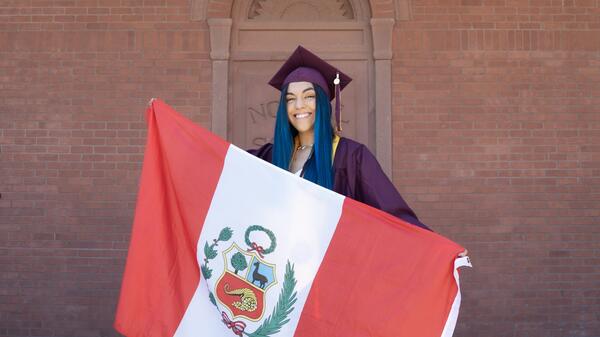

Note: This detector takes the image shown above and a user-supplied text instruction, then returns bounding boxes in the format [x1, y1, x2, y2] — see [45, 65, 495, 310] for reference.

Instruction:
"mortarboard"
[268, 46, 352, 132]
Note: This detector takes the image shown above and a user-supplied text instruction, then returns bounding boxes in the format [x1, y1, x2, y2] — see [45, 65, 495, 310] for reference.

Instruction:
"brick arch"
[192, 0, 411, 20]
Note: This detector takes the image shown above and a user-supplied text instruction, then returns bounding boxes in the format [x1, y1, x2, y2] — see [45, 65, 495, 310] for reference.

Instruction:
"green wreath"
[244, 225, 277, 255]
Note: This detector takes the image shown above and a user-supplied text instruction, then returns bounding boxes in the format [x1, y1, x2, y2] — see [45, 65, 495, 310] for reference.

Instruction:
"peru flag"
[114, 99, 471, 337]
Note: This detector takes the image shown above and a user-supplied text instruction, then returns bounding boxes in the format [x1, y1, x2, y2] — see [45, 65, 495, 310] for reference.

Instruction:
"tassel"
[334, 72, 341, 132]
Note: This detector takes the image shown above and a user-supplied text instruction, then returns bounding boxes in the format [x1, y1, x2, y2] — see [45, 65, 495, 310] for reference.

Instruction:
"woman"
[249, 46, 429, 230]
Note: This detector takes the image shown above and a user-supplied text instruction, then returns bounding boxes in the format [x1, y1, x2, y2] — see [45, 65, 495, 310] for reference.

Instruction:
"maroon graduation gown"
[248, 137, 429, 230]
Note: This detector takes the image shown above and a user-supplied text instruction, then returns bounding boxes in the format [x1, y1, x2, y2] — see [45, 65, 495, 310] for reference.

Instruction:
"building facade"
[0, 0, 599, 336]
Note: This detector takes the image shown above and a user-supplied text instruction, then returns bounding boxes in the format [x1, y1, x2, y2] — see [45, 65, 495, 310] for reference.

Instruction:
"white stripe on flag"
[174, 145, 345, 337]
[440, 256, 472, 337]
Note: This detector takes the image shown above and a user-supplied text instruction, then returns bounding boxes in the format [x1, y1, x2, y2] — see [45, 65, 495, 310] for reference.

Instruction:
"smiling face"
[286, 81, 317, 136]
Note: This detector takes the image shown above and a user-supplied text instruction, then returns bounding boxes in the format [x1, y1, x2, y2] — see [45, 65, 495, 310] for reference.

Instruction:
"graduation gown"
[249, 137, 429, 230]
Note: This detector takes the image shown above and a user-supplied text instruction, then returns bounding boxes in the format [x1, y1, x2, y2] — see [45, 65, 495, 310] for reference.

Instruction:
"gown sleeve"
[355, 144, 430, 231]
[247, 143, 273, 162]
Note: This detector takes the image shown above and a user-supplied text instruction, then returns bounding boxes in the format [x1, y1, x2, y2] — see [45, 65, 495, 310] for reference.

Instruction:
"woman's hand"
[458, 249, 469, 257]
[148, 97, 156, 106]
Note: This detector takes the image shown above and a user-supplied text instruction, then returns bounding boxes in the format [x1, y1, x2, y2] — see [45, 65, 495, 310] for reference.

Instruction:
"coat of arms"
[201, 225, 297, 337]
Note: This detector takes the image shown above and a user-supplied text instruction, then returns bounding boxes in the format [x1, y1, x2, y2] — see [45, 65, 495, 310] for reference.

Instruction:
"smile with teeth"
[294, 112, 312, 119]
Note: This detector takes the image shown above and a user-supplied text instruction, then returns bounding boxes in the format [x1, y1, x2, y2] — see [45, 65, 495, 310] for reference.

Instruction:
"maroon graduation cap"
[268, 46, 352, 132]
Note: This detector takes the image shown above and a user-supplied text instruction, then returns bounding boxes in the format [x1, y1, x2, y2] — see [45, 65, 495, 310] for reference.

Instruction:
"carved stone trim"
[395, 0, 411, 21]
[197, 1, 409, 23]
[208, 18, 232, 60]
[374, 59, 392, 177]
[371, 18, 394, 60]
[191, 0, 208, 21]
[208, 18, 233, 138]
[370, 18, 394, 177]
[235, 0, 370, 22]
[247, 0, 355, 20]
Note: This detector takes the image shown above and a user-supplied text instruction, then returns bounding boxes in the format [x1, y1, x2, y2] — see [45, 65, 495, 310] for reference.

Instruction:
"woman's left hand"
[458, 249, 469, 257]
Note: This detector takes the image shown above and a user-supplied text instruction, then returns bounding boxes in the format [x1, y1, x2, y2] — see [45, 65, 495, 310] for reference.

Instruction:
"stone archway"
[193, 0, 409, 175]
[192, 0, 411, 20]
[228, 0, 374, 153]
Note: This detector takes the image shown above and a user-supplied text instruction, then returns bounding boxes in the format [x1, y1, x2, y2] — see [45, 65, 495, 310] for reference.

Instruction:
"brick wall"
[0, 1, 211, 336]
[0, 0, 599, 337]
[392, 1, 600, 336]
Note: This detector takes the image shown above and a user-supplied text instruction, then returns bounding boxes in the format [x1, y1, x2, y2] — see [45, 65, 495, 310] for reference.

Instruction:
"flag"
[114, 99, 471, 337]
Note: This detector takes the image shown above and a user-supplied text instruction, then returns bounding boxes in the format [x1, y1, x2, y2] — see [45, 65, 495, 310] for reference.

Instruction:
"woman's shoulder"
[337, 137, 372, 156]
[334, 137, 376, 171]
[247, 142, 273, 161]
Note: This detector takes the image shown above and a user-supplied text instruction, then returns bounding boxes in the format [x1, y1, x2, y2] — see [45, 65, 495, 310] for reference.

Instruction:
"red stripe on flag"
[295, 198, 463, 337]
[114, 100, 229, 337]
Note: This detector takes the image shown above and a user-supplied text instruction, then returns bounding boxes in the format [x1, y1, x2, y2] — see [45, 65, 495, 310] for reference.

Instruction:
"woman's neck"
[298, 131, 314, 147]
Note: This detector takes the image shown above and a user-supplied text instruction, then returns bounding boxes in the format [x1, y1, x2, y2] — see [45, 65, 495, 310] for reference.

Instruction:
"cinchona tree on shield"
[231, 252, 248, 275]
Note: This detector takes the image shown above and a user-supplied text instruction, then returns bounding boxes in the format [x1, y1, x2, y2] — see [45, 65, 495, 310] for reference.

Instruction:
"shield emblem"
[215, 243, 277, 321]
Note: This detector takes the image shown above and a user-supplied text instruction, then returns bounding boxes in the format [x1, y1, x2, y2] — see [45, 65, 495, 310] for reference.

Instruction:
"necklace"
[297, 144, 313, 151]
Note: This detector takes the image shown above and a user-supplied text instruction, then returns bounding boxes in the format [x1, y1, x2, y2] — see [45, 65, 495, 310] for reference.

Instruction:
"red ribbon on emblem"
[247, 242, 265, 258]
[221, 311, 246, 337]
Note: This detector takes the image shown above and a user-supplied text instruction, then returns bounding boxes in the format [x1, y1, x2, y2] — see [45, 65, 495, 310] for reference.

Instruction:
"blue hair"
[272, 84, 295, 170]
[272, 84, 334, 190]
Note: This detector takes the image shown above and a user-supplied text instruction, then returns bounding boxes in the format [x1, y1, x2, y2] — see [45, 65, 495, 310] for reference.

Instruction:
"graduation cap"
[268, 46, 352, 132]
